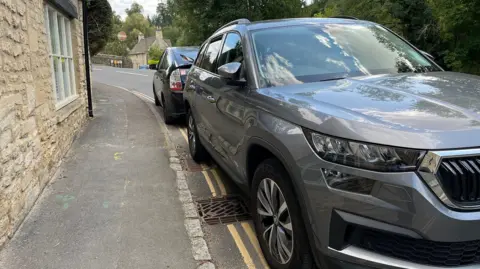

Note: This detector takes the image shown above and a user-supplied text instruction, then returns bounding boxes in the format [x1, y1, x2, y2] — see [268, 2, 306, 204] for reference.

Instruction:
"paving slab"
[0, 84, 196, 269]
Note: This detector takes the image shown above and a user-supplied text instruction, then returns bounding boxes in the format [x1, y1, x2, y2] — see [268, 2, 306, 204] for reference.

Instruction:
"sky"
[108, 0, 160, 19]
[108, 0, 314, 20]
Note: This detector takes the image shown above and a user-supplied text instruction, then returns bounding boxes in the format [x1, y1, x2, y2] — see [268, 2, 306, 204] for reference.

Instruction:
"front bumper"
[291, 140, 480, 268]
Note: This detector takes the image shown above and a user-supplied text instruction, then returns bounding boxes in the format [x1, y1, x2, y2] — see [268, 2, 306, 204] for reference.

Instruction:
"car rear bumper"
[167, 91, 185, 116]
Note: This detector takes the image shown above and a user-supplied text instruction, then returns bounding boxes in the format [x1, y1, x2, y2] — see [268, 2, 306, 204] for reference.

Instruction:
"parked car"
[153, 47, 199, 124]
[184, 17, 480, 269]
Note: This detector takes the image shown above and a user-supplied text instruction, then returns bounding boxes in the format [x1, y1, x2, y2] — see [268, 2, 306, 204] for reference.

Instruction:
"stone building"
[0, 0, 87, 247]
[129, 29, 172, 69]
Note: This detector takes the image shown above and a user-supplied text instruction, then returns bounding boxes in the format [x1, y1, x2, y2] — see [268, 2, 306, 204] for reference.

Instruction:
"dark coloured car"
[153, 47, 199, 124]
[184, 17, 480, 269]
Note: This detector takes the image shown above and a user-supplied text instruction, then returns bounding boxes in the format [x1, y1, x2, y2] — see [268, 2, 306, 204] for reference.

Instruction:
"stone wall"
[0, 0, 87, 248]
[92, 54, 133, 68]
[130, 53, 147, 69]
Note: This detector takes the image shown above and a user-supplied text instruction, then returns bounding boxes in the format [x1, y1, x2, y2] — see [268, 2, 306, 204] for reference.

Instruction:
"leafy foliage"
[125, 2, 143, 16]
[427, 0, 480, 74]
[102, 3, 157, 55]
[101, 0, 480, 76]
[87, 0, 113, 55]
[156, 0, 307, 46]
[148, 45, 164, 61]
[315, 0, 480, 74]
[123, 13, 155, 49]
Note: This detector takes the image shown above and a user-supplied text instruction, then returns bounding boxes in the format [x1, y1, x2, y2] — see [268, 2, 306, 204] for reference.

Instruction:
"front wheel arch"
[245, 137, 326, 269]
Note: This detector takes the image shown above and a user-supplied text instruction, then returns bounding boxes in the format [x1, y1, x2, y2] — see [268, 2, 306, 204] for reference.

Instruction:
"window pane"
[48, 9, 58, 54]
[62, 58, 70, 98]
[194, 43, 208, 67]
[57, 14, 65, 55]
[161, 51, 169, 69]
[218, 33, 243, 67]
[65, 20, 72, 56]
[53, 57, 63, 101]
[69, 59, 75, 96]
[200, 39, 222, 73]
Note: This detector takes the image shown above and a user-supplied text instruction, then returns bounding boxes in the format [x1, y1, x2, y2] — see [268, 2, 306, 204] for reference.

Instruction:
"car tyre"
[154, 86, 161, 106]
[187, 110, 208, 162]
[251, 158, 314, 269]
[161, 94, 175, 124]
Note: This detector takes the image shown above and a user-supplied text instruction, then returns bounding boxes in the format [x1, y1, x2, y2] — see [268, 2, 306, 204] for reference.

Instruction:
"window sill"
[56, 96, 83, 124]
[55, 94, 78, 111]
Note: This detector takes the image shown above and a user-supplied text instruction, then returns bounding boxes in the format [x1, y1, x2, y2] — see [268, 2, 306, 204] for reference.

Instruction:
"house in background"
[0, 0, 87, 247]
[129, 29, 171, 69]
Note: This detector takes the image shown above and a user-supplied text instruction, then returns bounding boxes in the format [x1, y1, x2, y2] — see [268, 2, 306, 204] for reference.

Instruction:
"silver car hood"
[253, 72, 480, 149]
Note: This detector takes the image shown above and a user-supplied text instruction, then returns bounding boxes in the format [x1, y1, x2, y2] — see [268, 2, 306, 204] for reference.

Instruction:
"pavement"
[0, 65, 270, 269]
[0, 84, 195, 269]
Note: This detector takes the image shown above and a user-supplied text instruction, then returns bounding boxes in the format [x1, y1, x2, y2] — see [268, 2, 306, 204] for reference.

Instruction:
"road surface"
[92, 66, 156, 100]
[91, 65, 270, 269]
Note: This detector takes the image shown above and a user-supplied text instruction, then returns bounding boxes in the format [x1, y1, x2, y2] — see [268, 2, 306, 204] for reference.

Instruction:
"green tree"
[148, 45, 164, 61]
[157, 0, 305, 46]
[152, 1, 174, 27]
[427, 0, 480, 74]
[87, 0, 113, 55]
[123, 9, 155, 49]
[103, 41, 129, 56]
[125, 2, 143, 16]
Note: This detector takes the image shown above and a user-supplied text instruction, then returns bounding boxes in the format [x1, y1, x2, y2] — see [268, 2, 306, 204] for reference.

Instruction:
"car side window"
[158, 51, 168, 70]
[157, 51, 166, 70]
[194, 43, 208, 67]
[217, 33, 243, 67]
[160, 51, 169, 70]
[200, 38, 223, 73]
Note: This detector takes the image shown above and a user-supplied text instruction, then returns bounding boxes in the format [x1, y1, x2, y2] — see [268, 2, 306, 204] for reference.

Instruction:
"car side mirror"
[218, 62, 242, 81]
[421, 50, 435, 60]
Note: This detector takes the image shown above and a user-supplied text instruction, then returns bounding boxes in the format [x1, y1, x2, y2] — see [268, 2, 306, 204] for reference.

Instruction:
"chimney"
[156, 28, 163, 41]
[138, 33, 144, 42]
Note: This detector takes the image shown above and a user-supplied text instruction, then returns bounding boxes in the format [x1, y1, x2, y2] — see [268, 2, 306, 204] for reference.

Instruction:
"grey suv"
[183, 17, 480, 269]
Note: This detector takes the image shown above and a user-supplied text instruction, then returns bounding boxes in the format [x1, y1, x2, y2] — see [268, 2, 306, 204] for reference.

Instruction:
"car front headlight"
[304, 129, 425, 172]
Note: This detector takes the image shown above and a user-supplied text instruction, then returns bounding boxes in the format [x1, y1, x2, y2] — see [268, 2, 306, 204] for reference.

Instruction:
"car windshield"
[251, 23, 440, 87]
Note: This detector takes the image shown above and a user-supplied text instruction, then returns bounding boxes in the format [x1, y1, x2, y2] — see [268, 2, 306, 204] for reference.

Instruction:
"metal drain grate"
[196, 196, 251, 225]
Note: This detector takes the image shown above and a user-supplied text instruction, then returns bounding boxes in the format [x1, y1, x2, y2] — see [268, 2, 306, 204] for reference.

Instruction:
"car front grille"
[351, 227, 480, 267]
[437, 157, 480, 203]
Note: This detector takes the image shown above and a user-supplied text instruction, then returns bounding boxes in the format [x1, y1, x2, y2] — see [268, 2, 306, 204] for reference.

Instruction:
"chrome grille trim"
[419, 149, 480, 210]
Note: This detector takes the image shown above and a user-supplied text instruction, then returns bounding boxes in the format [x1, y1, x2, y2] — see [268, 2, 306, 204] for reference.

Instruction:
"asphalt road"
[92, 65, 156, 100]
[91, 65, 269, 269]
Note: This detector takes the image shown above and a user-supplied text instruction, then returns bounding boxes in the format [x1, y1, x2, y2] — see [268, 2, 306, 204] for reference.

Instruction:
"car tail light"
[169, 69, 182, 91]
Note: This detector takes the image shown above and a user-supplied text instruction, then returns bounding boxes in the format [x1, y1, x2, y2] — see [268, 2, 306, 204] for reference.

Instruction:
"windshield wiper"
[318, 77, 346, 82]
[180, 54, 194, 62]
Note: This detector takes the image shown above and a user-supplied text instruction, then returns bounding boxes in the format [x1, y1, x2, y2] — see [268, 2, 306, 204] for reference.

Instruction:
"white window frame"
[44, 5, 77, 110]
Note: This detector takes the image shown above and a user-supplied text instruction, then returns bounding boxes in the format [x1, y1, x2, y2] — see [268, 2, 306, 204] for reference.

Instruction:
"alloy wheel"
[257, 178, 294, 264]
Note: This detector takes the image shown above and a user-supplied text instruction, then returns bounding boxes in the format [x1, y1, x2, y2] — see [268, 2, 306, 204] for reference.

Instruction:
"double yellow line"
[122, 90, 269, 268]
[179, 128, 268, 269]
[202, 165, 269, 269]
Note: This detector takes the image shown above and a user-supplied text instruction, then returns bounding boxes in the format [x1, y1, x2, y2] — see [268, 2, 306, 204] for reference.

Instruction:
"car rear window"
[174, 48, 199, 66]
[251, 23, 440, 87]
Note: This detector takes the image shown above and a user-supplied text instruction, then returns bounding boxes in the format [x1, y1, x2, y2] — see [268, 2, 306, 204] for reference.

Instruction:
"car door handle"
[206, 96, 216, 103]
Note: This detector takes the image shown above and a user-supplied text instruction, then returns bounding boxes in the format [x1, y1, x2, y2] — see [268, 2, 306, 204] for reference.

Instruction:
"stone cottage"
[129, 29, 172, 69]
[0, 0, 87, 247]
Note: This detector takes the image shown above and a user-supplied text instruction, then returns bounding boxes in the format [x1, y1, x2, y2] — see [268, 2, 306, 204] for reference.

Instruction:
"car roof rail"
[213, 19, 251, 34]
[329, 16, 359, 20]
